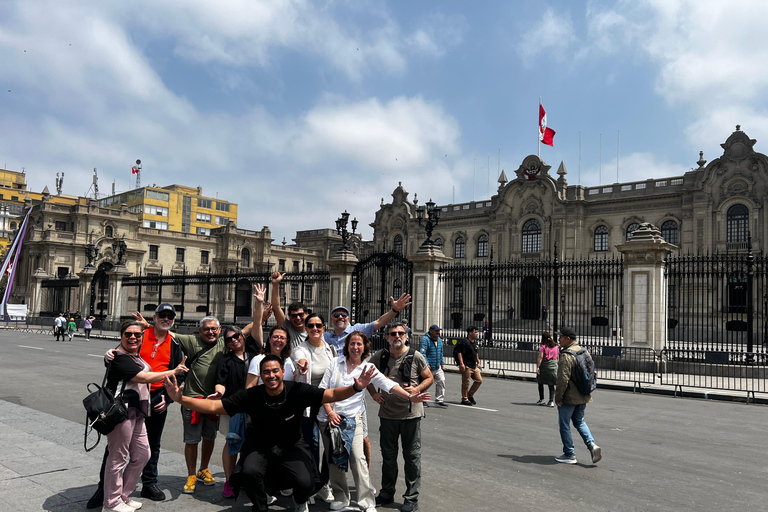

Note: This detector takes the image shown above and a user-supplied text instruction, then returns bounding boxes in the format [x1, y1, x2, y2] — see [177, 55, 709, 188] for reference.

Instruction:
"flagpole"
[538, 97, 541, 158]
[617, 130, 620, 183]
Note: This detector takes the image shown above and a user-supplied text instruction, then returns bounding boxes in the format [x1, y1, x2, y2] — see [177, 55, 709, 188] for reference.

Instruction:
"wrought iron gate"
[351, 252, 413, 326]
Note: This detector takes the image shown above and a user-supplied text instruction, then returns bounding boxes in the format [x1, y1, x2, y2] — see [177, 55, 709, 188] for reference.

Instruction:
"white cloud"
[517, 8, 577, 63]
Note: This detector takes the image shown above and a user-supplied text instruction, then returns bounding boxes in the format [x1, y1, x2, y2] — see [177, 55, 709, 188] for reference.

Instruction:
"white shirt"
[317, 356, 396, 422]
[247, 354, 296, 384]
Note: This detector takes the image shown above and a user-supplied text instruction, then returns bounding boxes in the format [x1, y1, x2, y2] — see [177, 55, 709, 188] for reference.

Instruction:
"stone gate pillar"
[615, 223, 675, 351]
[326, 249, 358, 315]
[107, 265, 133, 322]
[408, 244, 451, 334]
[77, 267, 96, 316]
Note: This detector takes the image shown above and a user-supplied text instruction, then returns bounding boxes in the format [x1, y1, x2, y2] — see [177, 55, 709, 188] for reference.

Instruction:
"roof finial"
[736, 124, 741, 131]
[697, 151, 707, 168]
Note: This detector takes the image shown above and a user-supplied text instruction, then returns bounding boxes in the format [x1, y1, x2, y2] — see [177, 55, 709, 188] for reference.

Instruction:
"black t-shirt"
[457, 338, 479, 369]
[221, 381, 324, 450]
[106, 353, 144, 409]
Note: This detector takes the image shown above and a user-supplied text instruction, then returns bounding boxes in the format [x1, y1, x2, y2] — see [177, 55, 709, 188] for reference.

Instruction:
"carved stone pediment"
[720, 127, 756, 165]
[515, 155, 552, 182]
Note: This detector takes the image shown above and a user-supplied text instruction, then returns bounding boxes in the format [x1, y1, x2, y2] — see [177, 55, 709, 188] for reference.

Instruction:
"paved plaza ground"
[0, 331, 765, 512]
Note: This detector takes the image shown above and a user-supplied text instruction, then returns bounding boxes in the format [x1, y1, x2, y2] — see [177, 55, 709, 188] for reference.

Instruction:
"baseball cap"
[155, 303, 176, 315]
[429, 324, 441, 331]
[559, 326, 577, 339]
[331, 306, 350, 316]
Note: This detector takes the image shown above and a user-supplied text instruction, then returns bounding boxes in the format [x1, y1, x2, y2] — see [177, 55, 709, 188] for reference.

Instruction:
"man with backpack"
[554, 326, 602, 465]
[369, 322, 434, 512]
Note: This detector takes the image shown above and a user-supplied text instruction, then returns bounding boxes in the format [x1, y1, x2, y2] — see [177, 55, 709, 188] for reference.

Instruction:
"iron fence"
[351, 251, 413, 326]
[438, 251, 623, 347]
[121, 269, 330, 326]
[665, 252, 768, 353]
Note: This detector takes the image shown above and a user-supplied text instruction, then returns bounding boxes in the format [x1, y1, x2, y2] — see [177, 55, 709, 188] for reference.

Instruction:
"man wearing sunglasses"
[86, 303, 186, 507]
[270, 272, 310, 347]
[324, 292, 412, 353]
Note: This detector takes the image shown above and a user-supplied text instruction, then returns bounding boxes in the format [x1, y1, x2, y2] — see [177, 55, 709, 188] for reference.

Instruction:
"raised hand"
[164, 375, 183, 402]
[253, 283, 266, 303]
[174, 355, 189, 375]
[271, 272, 285, 284]
[390, 293, 412, 312]
[354, 364, 376, 389]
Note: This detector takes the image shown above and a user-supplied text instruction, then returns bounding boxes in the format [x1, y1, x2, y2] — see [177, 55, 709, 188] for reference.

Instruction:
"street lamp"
[336, 210, 357, 251]
[112, 239, 127, 265]
[417, 198, 440, 246]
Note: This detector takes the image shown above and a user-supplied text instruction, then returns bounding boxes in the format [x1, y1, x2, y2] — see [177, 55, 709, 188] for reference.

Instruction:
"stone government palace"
[1, 126, 766, 326]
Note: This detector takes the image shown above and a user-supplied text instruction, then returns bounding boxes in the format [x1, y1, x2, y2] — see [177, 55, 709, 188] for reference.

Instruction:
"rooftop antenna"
[112, 179, 115, 195]
[617, 131, 620, 183]
[93, 168, 99, 198]
[599, 133, 602, 185]
[487, 156, 490, 200]
[131, 159, 142, 188]
[579, 131, 581, 184]
[55, 172, 64, 195]
[473, 158, 476, 201]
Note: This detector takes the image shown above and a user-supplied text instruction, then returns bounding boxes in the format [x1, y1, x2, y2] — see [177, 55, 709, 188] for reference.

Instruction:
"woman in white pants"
[318, 332, 430, 512]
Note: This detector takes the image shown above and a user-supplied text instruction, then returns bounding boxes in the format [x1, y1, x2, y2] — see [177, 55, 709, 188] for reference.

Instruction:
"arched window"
[522, 220, 541, 253]
[594, 225, 609, 252]
[241, 248, 250, 268]
[626, 223, 640, 241]
[727, 204, 749, 242]
[454, 237, 465, 258]
[10, 221, 17, 231]
[434, 238, 444, 251]
[661, 220, 679, 246]
[393, 235, 403, 255]
[105, 226, 113, 237]
[477, 234, 489, 257]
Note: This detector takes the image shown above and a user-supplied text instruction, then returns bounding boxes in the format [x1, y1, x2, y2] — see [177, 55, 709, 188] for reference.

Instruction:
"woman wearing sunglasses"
[319, 331, 430, 512]
[102, 321, 189, 512]
[214, 285, 267, 498]
[292, 312, 338, 503]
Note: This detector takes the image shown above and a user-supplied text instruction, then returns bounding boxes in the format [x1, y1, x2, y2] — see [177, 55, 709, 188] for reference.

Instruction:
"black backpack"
[563, 348, 597, 395]
[376, 347, 417, 384]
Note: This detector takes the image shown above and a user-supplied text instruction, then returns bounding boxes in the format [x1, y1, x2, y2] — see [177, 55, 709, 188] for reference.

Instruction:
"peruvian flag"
[131, 165, 139, 175]
[4, 256, 12, 275]
[539, 103, 556, 146]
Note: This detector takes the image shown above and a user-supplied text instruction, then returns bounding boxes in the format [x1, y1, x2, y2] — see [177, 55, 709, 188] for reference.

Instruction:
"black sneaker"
[85, 487, 103, 509]
[376, 495, 395, 506]
[468, 396, 476, 405]
[436, 401, 448, 407]
[141, 484, 166, 501]
[460, 399, 473, 406]
[555, 453, 577, 464]
[401, 501, 419, 512]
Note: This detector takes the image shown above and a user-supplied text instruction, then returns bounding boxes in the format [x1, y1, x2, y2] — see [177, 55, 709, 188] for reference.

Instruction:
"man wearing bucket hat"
[554, 326, 602, 465]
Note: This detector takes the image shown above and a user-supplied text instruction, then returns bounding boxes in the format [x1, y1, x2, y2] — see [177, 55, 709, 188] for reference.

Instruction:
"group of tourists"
[86, 271, 601, 512]
[54, 311, 96, 341]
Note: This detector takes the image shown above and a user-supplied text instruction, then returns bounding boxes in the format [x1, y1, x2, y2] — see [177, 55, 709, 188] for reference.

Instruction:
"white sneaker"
[547, 401, 555, 407]
[536, 398, 546, 405]
[294, 499, 309, 512]
[124, 500, 142, 510]
[102, 504, 133, 512]
[364, 508, 378, 512]
[330, 499, 350, 511]
[267, 495, 277, 505]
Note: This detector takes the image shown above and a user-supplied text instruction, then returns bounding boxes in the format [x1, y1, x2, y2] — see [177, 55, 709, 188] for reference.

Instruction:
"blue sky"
[2, 1, 767, 242]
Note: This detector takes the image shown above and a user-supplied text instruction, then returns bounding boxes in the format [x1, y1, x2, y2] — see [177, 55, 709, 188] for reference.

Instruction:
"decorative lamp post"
[417, 198, 440, 246]
[336, 210, 357, 251]
[112, 240, 127, 265]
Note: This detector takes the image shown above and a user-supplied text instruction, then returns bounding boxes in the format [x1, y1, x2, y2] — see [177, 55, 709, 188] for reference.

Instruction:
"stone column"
[107, 265, 134, 322]
[408, 244, 452, 334]
[77, 267, 96, 316]
[615, 223, 675, 351]
[325, 249, 358, 315]
[31, 268, 49, 315]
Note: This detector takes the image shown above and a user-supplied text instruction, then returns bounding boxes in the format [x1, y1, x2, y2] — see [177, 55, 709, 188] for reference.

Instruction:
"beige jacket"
[555, 342, 593, 405]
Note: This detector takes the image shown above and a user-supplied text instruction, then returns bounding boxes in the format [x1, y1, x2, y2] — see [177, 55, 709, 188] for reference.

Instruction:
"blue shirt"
[323, 322, 376, 353]
[420, 334, 444, 369]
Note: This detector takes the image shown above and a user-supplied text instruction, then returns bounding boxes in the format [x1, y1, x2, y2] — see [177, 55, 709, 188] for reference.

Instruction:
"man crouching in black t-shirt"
[165, 354, 375, 512]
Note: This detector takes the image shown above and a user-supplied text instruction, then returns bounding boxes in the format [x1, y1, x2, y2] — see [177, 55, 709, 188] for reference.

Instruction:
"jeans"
[321, 411, 375, 509]
[379, 417, 421, 504]
[302, 405, 328, 485]
[557, 403, 594, 456]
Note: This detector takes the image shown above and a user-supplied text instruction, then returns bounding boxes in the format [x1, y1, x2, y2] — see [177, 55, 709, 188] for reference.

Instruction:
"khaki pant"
[320, 411, 375, 509]
[461, 367, 483, 399]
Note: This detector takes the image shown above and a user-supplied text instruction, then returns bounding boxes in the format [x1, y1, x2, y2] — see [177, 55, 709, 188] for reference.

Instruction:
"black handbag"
[83, 360, 128, 451]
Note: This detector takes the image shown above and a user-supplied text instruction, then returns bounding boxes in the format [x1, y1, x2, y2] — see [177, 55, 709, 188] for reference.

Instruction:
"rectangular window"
[176, 248, 185, 263]
[197, 198, 212, 209]
[196, 227, 211, 235]
[55, 221, 67, 231]
[143, 220, 168, 230]
[216, 202, 230, 212]
[291, 283, 299, 300]
[200, 250, 209, 265]
[146, 190, 169, 201]
[145, 205, 169, 216]
[476, 286, 487, 306]
[57, 266, 69, 278]
[304, 284, 313, 301]
[668, 284, 677, 309]
[594, 285, 606, 307]
[306, 262, 313, 272]
[197, 273, 208, 296]
[293, 261, 300, 272]
[149, 245, 159, 260]
[278, 259, 286, 272]
[215, 216, 229, 225]
[147, 272, 159, 293]
[196, 212, 211, 222]
[173, 280, 183, 294]
[453, 283, 463, 308]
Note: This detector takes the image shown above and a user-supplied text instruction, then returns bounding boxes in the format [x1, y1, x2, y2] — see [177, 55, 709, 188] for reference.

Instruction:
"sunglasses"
[123, 332, 143, 338]
[306, 323, 324, 329]
[289, 312, 305, 318]
[225, 334, 242, 343]
[388, 331, 406, 337]
[333, 313, 348, 319]
[157, 312, 175, 320]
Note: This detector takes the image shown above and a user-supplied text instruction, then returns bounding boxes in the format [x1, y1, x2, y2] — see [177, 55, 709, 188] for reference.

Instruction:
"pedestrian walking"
[54, 313, 65, 340]
[536, 332, 558, 407]
[554, 326, 602, 465]
[419, 325, 446, 406]
[67, 317, 77, 341]
[83, 315, 95, 341]
[456, 326, 482, 406]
